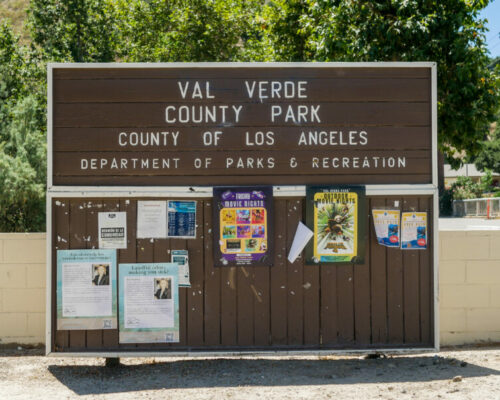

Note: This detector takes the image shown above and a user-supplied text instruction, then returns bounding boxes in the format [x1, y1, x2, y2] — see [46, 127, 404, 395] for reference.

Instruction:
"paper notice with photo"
[288, 222, 314, 263]
[137, 201, 167, 238]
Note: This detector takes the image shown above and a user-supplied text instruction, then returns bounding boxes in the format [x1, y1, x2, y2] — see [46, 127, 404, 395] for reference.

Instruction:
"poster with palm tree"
[305, 186, 366, 264]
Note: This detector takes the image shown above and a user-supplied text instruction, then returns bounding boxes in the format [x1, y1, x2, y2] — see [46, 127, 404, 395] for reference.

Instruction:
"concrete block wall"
[1, 231, 499, 347]
[440, 230, 500, 345]
[0, 233, 46, 345]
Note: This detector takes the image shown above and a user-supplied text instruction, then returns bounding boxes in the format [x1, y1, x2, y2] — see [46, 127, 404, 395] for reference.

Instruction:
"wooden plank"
[54, 198, 69, 350]
[419, 197, 432, 345]
[303, 198, 320, 345]
[53, 126, 431, 152]
[53, 173, 432, 186]
[353, 199, 371, 345]
[336, 264, 355, 344]
[170, 238, 188, 346]
[387, 197, 404, 343]
[270, 199, 287, 345]
[220, 266, 238, 346]
[402, 198, 421, 344]
[286, 199, 304, 345]
[203, 199, 221, 345]
[186, 201, 205, 346]
[369, 197, 388, 344]
[320, 264, 338, 346]
[68, 199, 87, 349]
[53, 67, 431, 80]
[253, 265, 270, 346]
[54, 102, 431, 128]
[85, 199, 103, 349]
[53, 150, 430, 179]
[237, 266, 255, 346]
[55, 77, 430, 103]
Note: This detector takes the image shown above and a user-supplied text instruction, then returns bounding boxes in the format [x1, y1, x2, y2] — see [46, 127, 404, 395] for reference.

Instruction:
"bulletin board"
[46, 62, 438, 356]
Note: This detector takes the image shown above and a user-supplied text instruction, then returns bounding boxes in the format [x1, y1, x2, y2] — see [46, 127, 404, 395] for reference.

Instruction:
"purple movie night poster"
[213, 186, 274, 267]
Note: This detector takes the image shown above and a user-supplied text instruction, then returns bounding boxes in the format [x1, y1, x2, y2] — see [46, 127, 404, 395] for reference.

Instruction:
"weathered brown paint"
[51, 66, 433, 186]
[52, 195, 434, 351]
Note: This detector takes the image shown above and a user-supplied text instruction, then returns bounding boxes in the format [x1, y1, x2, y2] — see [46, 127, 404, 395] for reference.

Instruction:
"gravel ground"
[0, 347, 499, 399]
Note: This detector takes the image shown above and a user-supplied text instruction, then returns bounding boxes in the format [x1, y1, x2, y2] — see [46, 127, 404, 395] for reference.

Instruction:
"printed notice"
[171, 250, 190, 287]
[98, 212, 127, 249]
[167, 201, 196, 238]
[401, 212, 427, 250]
[372, 209, 400, 247]
[57, 249, 117, 330]
[119, 263, 179, 343]
[213, 186, 273, 267]
[137, 201, 167, 238]
[305, 186, 366, 264]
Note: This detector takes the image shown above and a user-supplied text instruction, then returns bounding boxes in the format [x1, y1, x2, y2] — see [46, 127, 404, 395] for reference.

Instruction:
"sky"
[479, 0, 500, 58]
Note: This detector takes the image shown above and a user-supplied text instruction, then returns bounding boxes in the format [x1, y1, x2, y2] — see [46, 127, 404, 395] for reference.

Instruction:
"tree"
[474, 118, 500, 173]
[0, 95, 46, 232]
[27, 0, 118, 62]
[115, 0, 263, 62]
[258, 0, 500, 167]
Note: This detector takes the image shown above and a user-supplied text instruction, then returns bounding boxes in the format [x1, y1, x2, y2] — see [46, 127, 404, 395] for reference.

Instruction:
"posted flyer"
[306, 186, 366, 264]
[401, 212, 428, 250]
[98, 211, 127, 249]
[372, 209, 400, 247]
[137, 200, 167, 238]
[167, 200, 196, 238]
[57, 249, 117, 330]
[171, 250, 190, 287]
[213, 186, 273, 267]
[119, 263, 179, 343]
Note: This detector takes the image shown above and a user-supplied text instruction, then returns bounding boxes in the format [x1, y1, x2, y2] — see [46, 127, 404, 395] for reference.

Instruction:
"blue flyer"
[167, 200, 197, 238]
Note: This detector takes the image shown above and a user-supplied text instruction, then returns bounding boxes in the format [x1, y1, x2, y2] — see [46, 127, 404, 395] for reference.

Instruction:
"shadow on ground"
[48, 355, 500, 396]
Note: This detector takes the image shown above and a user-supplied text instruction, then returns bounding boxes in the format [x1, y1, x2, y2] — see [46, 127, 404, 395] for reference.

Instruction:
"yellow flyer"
[313, 190, 358, 262]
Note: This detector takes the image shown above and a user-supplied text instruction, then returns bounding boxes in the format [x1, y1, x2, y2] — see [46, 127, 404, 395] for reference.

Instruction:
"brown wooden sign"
[50, 65, 433, 186]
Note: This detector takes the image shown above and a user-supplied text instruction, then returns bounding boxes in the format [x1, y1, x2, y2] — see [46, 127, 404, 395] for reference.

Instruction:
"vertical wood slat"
[54, 198, 69, 350]
[419, 197, 432, 345]
[303, 197, 320, 345]
[115, 198, 137, 349]
[403, 198, 421, 343]
[68, 199, 87, 348]
[270, 199, 287, 345]
[85, 199, 103, 349]
[187, 200, 205, 346]
[387, 197, 404, 343]
[170, 238, 188, 346]
[237, 266, 255, 346]
[369, 197, 388, 344]
[152, 235, 169, 350]
[203, 199, 220, 345]
[53, 194, 434, 352]
[354, 199, 371, 345]
[286, 199, 304, 345]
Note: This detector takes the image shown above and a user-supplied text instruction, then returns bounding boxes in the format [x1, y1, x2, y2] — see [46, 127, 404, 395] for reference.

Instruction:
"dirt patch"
[0, 347, 499, 399]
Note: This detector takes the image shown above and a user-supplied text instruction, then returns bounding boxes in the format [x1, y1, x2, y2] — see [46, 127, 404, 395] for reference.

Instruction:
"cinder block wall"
[440, 230, 500, 345]
[1, 231, 499, 347]
[0, 233, 46, 345]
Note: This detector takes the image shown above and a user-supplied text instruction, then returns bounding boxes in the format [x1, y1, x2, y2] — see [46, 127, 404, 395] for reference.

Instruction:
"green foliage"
[115, 0, 263, 62]
[258, 0, 500, 167]
[439, 187, 454, 216]
[27, 0, 118, 61]
[474, 119, 500, 173]
[450, 176, 481, 200]
[0, 95, 46, 232]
